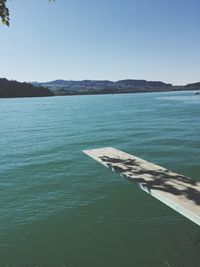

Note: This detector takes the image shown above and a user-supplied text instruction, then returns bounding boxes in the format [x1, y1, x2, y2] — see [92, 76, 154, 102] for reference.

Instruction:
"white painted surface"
[83, 147, 200, 226]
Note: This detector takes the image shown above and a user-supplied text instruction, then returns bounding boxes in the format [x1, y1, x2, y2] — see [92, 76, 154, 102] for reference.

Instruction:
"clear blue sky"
[1, 0, 200, 85]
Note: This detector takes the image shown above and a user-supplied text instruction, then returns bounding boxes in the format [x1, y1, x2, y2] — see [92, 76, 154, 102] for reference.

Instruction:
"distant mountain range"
[32, 79, 200, 96]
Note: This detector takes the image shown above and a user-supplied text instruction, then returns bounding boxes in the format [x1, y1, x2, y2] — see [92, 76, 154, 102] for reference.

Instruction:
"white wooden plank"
[83, 147, 200, 226]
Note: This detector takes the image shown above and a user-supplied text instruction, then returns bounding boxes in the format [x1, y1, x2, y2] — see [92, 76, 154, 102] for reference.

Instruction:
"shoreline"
[0, 87, 199, 99]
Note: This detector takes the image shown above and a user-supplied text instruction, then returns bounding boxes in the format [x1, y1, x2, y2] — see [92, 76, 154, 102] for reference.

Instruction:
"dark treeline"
[185, 82, 200, 89]
[0, 78, 54, 98]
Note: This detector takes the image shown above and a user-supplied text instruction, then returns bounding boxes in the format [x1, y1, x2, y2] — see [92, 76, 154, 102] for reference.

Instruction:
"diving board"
[83, 147, 200, 226]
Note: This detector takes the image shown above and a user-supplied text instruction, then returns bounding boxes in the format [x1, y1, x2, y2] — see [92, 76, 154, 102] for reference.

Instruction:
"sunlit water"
[0, 91, 200, 267]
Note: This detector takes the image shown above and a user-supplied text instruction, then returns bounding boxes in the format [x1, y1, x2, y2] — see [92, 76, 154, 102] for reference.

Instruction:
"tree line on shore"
[1, 77, 200, 98]
[0, 78, 54, 98]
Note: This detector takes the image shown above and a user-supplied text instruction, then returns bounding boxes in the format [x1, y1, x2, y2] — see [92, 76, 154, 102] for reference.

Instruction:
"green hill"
[0, 78, 54, 98]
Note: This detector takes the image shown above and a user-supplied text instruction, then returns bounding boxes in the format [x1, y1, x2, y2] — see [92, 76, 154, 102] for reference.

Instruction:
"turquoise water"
[0, 91, 200, 267]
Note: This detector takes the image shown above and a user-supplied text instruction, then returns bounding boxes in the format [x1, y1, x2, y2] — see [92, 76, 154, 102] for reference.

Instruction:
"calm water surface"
[0, 91, 200, 267]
